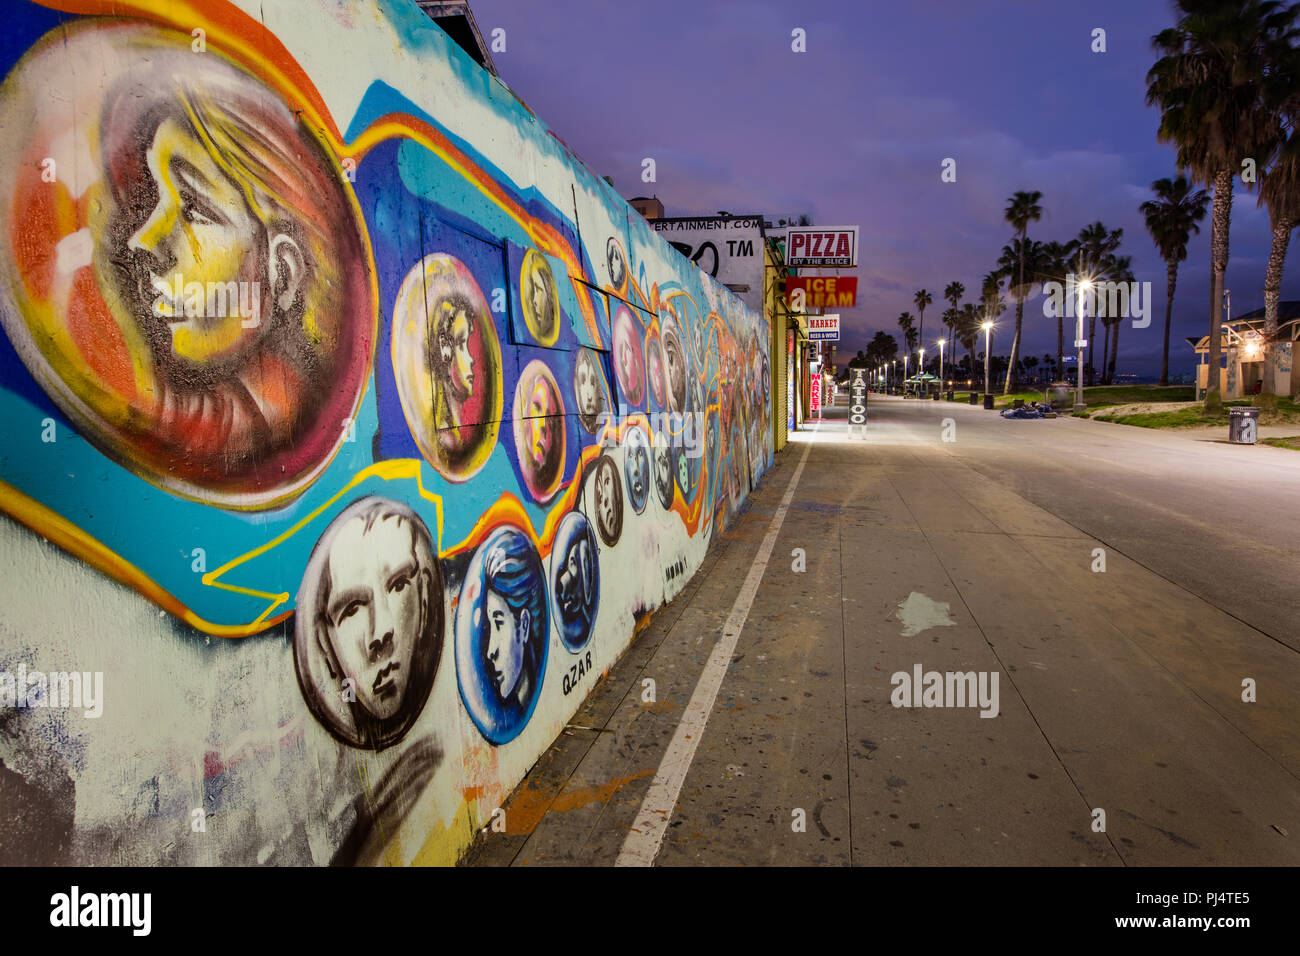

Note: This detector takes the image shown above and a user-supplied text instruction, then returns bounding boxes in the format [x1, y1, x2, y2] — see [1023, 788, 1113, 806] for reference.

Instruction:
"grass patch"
[1261, 436, 1300, 450]
[1094, 397, 1300, 429]
[991, 384, 1196, 410]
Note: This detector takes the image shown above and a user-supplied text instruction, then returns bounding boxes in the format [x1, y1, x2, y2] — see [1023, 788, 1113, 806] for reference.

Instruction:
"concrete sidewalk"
[462, 403, 1300, 867]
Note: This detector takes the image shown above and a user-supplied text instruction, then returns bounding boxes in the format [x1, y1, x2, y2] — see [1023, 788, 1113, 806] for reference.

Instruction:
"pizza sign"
[786, 227, 858, 267]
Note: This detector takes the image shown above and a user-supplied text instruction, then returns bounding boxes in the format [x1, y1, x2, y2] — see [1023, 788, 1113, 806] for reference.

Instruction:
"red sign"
[810, 374, 821, 416]
[786, 227, 858, 267]
[787, 276, 857, 309]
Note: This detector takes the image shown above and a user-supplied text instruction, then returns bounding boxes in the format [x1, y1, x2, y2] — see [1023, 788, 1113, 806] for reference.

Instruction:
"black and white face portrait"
[573, 347, 606, 434]
[653, 433, 673, 511]
[606, 236, 626, 291]
[662, 319, 688, 414]
[588, 454, 623, 547]
[294, 497, 443, 751]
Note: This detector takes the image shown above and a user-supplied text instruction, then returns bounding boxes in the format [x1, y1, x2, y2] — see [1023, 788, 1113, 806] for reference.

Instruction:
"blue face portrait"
[549, 511, 599, 652]
[454, 525, 549, 745]
[624, 424, 650, 514]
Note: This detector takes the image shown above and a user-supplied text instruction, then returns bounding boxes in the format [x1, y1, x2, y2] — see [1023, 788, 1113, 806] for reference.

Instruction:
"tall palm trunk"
[1056, 314, 1064, 384]
[1004, 237, 1025, 394]
[1205, 168, 1233, 412]
[1087, 307, 1099, 386]
[1160, 260, 1177, 386]
[1101, 320, 1112, 384]
[1260, 211, 1293, 410]
[1108, 318, 1121, 384]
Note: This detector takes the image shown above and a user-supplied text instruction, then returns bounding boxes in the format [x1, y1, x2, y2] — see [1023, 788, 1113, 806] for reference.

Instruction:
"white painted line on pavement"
[615, 422, 819, 867]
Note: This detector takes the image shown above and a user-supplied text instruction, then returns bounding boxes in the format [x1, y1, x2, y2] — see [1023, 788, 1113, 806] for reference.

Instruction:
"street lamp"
[937, 338, 945, 397]
[918, 347, 926, 395]
[1075, 277, 1092, 412]
[981, 321, 993, 400]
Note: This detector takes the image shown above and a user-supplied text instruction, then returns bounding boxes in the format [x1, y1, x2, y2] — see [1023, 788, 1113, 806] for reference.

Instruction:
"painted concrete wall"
[0, 0, 773, 865]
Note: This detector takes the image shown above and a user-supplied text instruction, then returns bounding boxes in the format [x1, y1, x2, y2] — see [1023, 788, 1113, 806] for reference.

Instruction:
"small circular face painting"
[0, 20, 375, 508]
[549, 510, 599, 653]
[455, 525, 549, 746]
[573, 347, 608, 435]
[606, 236, 627, 295]
[623, 423, 650, 515]
[294, 497, 443, 751]
[520, 248, 560, 347]
[513, 359, 566, 503]
[612, 304, 644, 406]
[392, 253, 503, 483]
[588, 454, 623, 548]
[646, 327, 667, 409]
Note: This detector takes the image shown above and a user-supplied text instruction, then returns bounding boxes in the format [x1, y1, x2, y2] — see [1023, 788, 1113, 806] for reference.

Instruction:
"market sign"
[807, 313, 840, 341]
[787, 275, 857, 309]
[810, 373, 821, 416]
[786, 226, 858, 267]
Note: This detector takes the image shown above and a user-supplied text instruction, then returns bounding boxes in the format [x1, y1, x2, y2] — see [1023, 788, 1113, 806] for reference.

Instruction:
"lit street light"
[937, 337, 945, 397]
[981, 320, 993, 404]
[1075, 277, 1092, 413]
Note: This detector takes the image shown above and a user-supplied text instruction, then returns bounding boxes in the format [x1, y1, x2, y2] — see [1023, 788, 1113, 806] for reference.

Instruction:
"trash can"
[1228, 406, 1260, 444]
[968, 391, 978, 405]
[983, 393, 994, 409]
[932, 391, 940, 401]
[945, 389, 954, 402]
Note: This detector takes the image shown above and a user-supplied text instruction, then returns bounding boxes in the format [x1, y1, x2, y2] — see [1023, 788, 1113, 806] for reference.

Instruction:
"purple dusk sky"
[468, 0, 1296, 378]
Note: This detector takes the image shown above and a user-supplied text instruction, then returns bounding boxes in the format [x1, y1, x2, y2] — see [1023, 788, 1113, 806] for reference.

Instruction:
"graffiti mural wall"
[0, 0, 773, 865]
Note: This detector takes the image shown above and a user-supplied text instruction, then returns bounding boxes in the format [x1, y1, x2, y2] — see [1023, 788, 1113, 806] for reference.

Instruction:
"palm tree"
[957, 302, 981, 383]
[1073, 222, 1124, 385]
[1037, 239, 1079, 379]
[1258, 108, 1300, 406]
[943, 281, 965, 360]
[897, 311, 917, 355]
[996, 236, 1046, 392]
[1002, 191, 1043, 393]
[913, 289, 933, 359]
[1104, 256, 1135, 384]
[1147, 0, 1300, 412]
[1140, 176, 1210, 386]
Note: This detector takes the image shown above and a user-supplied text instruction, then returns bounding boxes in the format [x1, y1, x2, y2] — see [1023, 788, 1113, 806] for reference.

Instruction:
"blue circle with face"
[623, 424, 650, 514]
[455, 525, 549, 745]
[549, 511, 600, 652]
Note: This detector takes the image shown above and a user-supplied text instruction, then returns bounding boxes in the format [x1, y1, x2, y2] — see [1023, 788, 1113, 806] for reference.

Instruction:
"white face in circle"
[323, 516, 425, 722]
[485, 589, 529, 700]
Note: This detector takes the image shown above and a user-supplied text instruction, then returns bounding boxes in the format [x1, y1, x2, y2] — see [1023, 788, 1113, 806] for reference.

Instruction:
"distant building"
[1186, 301, 1300, 398]
[629, 195, 664, 220]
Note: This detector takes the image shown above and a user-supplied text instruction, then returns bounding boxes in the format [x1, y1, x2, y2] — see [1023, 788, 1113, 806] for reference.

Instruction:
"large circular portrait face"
[549, 511, 600, 653]
[646, 328, 667, 409]
[606, 236, 627, 295]
[294, 497, 443, 751]
[573, 347, 608, 434]
[587, 454, 623, 547]
[455, 525, 549, 745]
[0, 21, 374, 508]
[520, 248, 560, 347]
[512, 359, 566, 503]
[623, 423, 651, 515]
[612, 305, 644, 406]
[392, 253, 503, 482]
